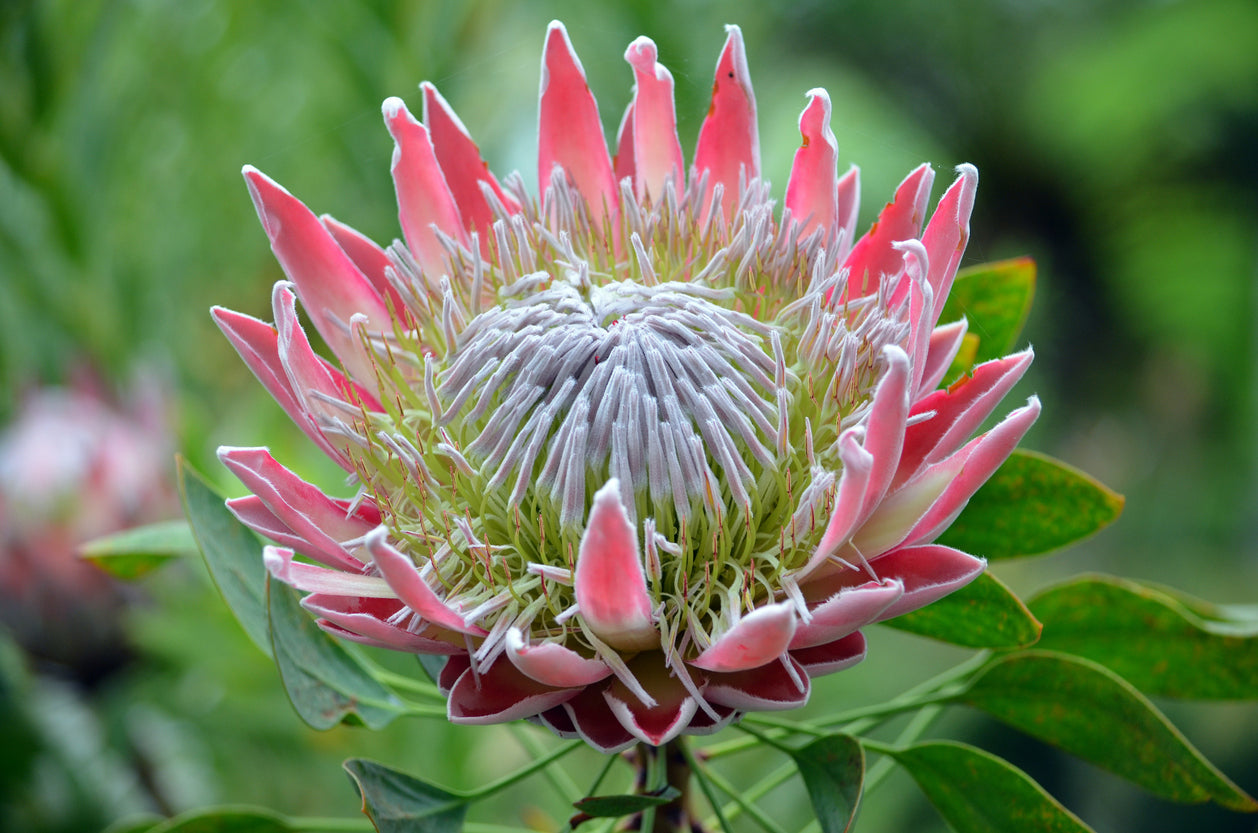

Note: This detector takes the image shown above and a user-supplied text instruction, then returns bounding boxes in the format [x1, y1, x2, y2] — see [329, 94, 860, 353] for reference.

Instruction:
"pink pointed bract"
[219, 21, 1039, 751]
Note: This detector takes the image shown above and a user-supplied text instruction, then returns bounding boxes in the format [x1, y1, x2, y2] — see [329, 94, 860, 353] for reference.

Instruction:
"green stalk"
[509, 724, 582, 802]
[289, 818, 374, 832]
[708, 759, 796, 828]
[463, 740, 584, 800]
[681, 740, 734, 833]
[861, 704, 943, 796]
[640, 744, 664, 833]
[704, 689, 955, 760]
[700, 760, 789, 833]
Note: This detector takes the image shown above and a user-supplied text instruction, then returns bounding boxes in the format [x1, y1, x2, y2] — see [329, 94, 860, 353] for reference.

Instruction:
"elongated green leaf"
[1031, 575, 1258, 700]
[959, 651, 1257, 811]
[889, 741, 1094, 833]
[789, 733, 864, 833]
[937, 450, 1124, 560]
[267, 577, 404, 730]
[572, 787, 681, 818]
[127, 807, 294, 832]
[179, 458, 271, 657]
[881, 571, 1041, 648]
[79, 519, 196, 579]
[938, 257, 1036, 365]
[345, 758, 467, 833]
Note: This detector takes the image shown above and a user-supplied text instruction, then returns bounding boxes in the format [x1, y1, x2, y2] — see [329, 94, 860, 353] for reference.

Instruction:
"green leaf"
[102, 816, 166, 833]
[79, 520, 196, 579]
[128, 807, 294, 832]
[937, 257, 1036, 365]
[572, 787, 681, 818]
[959, 651, 1258, 811]
[267, 576, 404, 730]
[345, 758, 467, 833]
[936, 450, 1124, 560]
[882, 571, 1042, 649]
[888, 740, 1094, 833]
[945, 332, 981, 383]
[179, 458, 272, 657]
[417, 653, 448, 685]
[789, 733, 864, 833]
[1031, 575, 1258, 700]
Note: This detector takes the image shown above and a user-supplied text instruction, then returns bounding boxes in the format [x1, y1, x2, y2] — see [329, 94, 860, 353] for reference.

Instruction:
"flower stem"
[861, 704, 943, 796]
[696, 760, 788, 833]
[463, 740, 584, 800]
[707, 760, 795, 829]
[834, 651, 988, 734]
[679, 739, 732, 833]
[367, 667, 447, 701]
[510, 724, 582, 802]
[702, 689, 955, 760]
[289, 818, 375, 832]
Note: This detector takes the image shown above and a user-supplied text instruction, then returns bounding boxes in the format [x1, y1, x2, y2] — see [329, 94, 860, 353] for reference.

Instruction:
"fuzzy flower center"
[347, 174, 905, 654]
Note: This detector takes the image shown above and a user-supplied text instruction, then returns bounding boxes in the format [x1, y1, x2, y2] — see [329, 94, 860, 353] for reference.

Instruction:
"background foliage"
[1, 1, 1255, 832]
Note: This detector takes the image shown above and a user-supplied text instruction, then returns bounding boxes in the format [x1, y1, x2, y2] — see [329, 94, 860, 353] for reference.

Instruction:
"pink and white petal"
[693, 24, 760, 219]
[789, 579, 904, 649]
[219, 446, 369, 571]
[869, 545, 986, 621]
[303, 594, 464, 654]
[613, 101, 636, 185]
[438, 654, 472, 696]
[422, 82, 520, 237]
[211, 307, 350, 468]
[563, 685, 637, 753]
[227, 495, 364, 574]
[365, 528, 488, 636]
[505, 628, 612, 687]
[921, 164, 978, 331]
[624, 37, 685, 202]
[791, 631, 867, 676]
[382, 97, 468, 280]
[841, 164, 935, 300]
[447, 655, 577, 725]
[798, 431, 874, 579]
[897, 349, 1035, 488]
[227, 495, 302, 546]
[538, 22, 619, 231]
[242, 167, 390, 379]
[691, 602, 797, 673]
[834, 165, 861, 259]
[605, 691, 697, 748]
[534, 706, 581, 740]
[319, 214, 407, 313]
[272, 282, 382, 427]
[859, 346, 911, 516]
[574, 479, 657, 650]
[785, 89, 838, 242]
[262, 546, 393, 598]
[851, 451, 963, 558]
[315, 620, 429, 652]
[703, 655, 811, 711]
[895, 243, 936, 396]
[917, 319, 969, 397]
[336, 496, 383, 527]
[603, 663, 699, 747]
[903, 396, 1041, 546]
[683, 702, 738, 735]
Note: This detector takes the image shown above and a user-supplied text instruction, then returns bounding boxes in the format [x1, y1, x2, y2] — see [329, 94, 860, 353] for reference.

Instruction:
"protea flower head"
[214, 21, 1039, 751]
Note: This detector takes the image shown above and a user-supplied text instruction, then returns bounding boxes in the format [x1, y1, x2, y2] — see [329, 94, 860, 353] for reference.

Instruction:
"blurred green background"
[1, 1, 1256, 832]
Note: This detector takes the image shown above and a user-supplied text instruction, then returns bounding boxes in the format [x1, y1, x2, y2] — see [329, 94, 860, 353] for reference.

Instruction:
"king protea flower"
[214, 21, 1039, 752]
